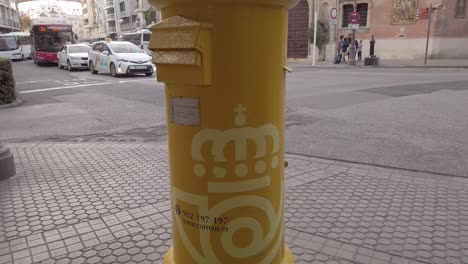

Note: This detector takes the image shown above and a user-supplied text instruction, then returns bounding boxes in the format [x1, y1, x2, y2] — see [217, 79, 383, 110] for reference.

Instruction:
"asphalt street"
[2, 60, 468, 177]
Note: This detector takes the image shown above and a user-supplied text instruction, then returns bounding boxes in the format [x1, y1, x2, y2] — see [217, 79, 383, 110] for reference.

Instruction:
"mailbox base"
[162, 245, 295, 264]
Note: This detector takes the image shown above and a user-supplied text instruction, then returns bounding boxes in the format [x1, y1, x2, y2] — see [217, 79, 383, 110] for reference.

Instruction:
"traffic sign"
[329, 18, 337, 25]
[349, 12, 360, 24]
[330, 8, 337, 19]
[348, 24, 359, 30]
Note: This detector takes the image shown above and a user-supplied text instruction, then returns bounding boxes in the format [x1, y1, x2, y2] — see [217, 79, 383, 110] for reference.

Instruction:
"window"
[342, 4, 354, 28]
[357, 3, 368, 27]
[123, 33, 141, 45]
[109, 42, 141, 53]
[19, 36, 30, 45]
[119, 2, 125, 12]
[92, 43, 102, 51]
[101, 44, 111, 54]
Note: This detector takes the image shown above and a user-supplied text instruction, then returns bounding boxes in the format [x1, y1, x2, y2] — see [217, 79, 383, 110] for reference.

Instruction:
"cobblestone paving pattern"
[0, 143, 467, 264]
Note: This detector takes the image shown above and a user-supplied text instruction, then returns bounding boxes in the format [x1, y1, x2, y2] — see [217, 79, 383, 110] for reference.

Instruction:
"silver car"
[57, 44, 90, 71]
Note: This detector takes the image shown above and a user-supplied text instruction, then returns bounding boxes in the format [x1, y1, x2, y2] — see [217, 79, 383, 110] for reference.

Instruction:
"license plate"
[135, 66, 147, 69]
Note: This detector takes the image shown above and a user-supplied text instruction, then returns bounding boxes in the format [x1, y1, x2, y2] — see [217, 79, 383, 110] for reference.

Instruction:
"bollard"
[365, 35, 379, 66]
[369, 35, 376, 57]
[0, 142, 15, 181]
[147, 0, 298, 263]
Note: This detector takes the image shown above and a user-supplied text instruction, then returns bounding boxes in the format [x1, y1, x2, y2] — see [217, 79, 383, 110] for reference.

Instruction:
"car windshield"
[68, 46, 89, 53]
[109, 43, 142, 53]
[0, 36, 18, 51]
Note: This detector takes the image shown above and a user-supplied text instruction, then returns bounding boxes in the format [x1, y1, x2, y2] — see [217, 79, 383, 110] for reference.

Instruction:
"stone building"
[0, 0, 21, 32]
[288, 0, 468, 60]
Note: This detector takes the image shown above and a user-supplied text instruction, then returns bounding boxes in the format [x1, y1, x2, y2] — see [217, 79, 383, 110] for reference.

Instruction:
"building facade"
[81, 0, 159, 41]
[18, 0, 83, 40]
[0, 0, 20, 32]
[288, 0, 468, 60]
[81, 0, 107, 41]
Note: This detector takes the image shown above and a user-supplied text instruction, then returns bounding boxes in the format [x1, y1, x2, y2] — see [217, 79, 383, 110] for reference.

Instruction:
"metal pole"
[424, 3, 432, 65]
[348, 0, 358, 65]
[312, 0, 318, 66]
[333, 0, 339, 59]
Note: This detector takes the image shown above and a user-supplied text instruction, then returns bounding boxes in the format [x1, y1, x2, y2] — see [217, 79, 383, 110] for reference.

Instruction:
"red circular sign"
[349, 12, 361, 23]
[330, 8, 337, 19]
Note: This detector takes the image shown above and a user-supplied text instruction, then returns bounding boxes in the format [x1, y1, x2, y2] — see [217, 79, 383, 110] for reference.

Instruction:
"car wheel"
[67, 60, 73, 71]
[58, 60, 63, 69]
[89, 62, 97, 74]
[110, 63, 119, 77]
[145, 72, 153, 77]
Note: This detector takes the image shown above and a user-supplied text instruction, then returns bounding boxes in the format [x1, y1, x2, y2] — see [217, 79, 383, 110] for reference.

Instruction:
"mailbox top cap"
[148, 0, 300, 9]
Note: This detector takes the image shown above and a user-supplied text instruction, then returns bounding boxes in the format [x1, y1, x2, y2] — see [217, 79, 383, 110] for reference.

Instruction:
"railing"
[120, 23, 137, 31]
[119, 10, 130, 17]
[0, 19, 12, 27]
[105, 1, 114, 8]
[106, 14, 115, 20]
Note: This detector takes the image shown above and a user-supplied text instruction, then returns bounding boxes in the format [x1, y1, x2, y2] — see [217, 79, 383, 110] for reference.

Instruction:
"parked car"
[57, 44, 90, 71]
[88, 41, 154, 77]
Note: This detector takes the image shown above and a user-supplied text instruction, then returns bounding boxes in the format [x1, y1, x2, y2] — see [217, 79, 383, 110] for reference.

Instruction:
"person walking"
[341, 37, 349, 63]
[358, 40, 363, 61]
[336, 35, 344, 64]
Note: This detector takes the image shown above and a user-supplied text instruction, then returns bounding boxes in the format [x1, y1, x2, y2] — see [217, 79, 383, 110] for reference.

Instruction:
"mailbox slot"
[148, 16, 212, 86]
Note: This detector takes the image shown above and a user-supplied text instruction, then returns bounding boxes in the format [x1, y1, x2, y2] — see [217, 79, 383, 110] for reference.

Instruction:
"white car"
[88, 41, 154, 77]
[57, 44, 90, 71]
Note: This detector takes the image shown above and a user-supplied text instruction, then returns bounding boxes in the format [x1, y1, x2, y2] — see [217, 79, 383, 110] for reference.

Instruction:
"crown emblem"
[191, 104, 280, 193]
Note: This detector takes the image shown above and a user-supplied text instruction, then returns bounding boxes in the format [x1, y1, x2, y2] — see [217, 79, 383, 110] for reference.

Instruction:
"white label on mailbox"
[170, 97, 200, 126]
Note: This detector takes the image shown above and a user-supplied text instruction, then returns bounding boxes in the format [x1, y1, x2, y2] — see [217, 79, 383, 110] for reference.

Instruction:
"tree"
[19, 13, 31, 32]
[144, 8, 157, 26]
[308, 20, 330, 50]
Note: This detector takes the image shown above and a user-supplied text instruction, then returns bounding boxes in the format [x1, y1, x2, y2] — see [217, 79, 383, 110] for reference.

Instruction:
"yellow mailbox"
[148, 0, 298, 263]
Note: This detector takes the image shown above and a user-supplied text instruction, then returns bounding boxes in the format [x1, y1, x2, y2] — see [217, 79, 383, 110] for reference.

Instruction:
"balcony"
[0, 18, 14, 28]
[106, 14, 115, 21]
[105, 0, 114, 9]
[0, 0, 8, 7]
[108, 26, 116, 33]
[84, 23, 96, 29]
[120, 22, 137, 31]
[119, 10, 130, 18]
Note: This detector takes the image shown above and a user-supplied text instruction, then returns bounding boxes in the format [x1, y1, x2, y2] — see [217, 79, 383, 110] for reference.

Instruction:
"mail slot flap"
[149, 16, 212, 51]
[148, 15, 212, 86]
[152, 50, 202, 65]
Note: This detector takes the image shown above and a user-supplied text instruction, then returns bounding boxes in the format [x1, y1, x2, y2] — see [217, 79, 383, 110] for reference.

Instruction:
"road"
[2, 60, 468, 177]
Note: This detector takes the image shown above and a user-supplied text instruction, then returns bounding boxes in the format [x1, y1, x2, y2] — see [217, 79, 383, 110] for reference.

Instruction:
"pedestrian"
[336, 35, 344, 64]
[341, 37, 349, 63]
[346, 38, 353, 60]
[358, 40, 363, 61]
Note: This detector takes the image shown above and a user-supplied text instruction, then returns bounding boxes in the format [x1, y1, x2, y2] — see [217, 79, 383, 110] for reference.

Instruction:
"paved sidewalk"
[1, 143, 468, 264]
[289, 59, 468, 69]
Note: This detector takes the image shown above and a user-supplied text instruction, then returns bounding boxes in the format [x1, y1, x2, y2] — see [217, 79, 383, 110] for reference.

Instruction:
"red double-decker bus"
[31, 17, 74, 65]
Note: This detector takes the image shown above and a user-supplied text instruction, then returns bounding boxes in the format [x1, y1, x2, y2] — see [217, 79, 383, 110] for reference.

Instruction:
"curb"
[292, 65, 468, 70]
[0, 97, 23, 109]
